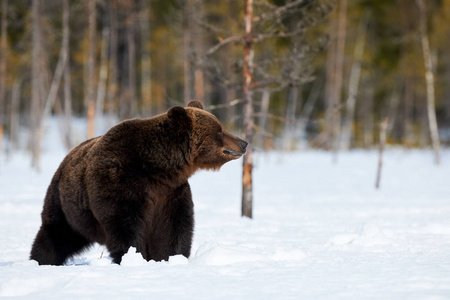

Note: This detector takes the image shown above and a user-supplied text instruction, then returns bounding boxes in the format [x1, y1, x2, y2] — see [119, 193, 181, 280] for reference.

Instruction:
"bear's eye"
[218, 131, 223, 138]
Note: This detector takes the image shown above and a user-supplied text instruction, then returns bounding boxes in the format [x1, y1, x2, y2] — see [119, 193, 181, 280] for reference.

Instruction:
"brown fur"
[30, 100, 247, 265]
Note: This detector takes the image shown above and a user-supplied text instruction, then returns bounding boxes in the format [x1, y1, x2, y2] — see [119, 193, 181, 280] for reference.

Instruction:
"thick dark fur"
[30, 100, 247, 265]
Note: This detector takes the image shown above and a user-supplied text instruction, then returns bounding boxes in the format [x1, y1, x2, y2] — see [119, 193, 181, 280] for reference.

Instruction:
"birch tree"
[106, 0, 118, 121]
[340, 12, 367, 150]
[325, 0, 346, 153]
[62, 0, 72, 150]
[31, 0, 42, 171]
[86, 0, 97, 139]
[0, 0, 7, 165]
[95, 27, 108, 133]
[183, 0, 194, 103]
[416, 0, 441, 164]
[140, 0, 152, 115]
[201, 0, 330, 218]
[241, 0, 254, 218]
[125, 5, 136, 119]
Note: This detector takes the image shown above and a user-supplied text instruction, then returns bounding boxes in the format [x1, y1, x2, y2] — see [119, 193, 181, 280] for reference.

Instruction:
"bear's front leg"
[90, 189, 148, 264]
[145, 182, 194, 261]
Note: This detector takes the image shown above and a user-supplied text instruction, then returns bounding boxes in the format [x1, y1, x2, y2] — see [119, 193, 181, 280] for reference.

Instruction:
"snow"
[1, 130, 450, 299]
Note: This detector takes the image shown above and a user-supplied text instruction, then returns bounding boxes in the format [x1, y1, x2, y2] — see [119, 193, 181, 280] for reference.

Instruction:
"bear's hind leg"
[30, 220, 92, 265]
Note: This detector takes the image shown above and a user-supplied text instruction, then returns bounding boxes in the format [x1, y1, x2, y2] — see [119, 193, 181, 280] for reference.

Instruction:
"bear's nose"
[241, 140, 248, 150]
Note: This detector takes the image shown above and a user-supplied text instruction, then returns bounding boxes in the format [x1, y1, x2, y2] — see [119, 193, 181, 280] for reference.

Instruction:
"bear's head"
[167, 100, 248, 170]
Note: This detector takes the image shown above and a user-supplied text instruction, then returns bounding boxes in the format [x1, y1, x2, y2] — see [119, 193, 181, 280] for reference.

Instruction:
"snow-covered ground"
[1, 130, 450, 299]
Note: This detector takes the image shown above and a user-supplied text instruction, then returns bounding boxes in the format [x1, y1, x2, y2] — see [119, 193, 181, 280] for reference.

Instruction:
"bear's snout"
[222, 132, 248, 158]
[240, 140, 248, 153]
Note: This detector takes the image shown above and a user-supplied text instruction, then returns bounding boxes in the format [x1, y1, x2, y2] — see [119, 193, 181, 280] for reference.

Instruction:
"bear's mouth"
[223, 149, 244, 157]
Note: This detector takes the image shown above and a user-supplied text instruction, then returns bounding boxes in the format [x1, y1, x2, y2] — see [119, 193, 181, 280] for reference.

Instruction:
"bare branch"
[253, 124, 274, 137]
[194, 17, 232, 36]
[254, 0, 277, 11]
[253, 25, 306, 43]
[206, 99, 242, 111]
[205, 34, 243, 56]
[253, 0, 306, 23]
[254, 112, 300, 123]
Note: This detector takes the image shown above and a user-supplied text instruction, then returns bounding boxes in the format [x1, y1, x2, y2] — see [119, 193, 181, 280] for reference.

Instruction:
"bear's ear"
[168, 106, 191, 128]
[187, 100, 204, 110]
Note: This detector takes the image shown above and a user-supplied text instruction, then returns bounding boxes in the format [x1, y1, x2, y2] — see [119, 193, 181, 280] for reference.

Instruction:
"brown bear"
[30, 100, 247, 265]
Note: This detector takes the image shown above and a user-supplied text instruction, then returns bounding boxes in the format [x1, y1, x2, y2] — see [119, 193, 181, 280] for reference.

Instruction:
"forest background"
[0, 0, 449, 172]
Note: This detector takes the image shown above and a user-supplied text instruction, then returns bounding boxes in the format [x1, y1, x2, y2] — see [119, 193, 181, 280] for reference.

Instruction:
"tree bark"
[325, 0, 346, 152]
[107, 1, 118, 121]
[86, 0, 97, 139]
[258, 89, 270, 150]
[242, 0, 254, 219]
[96, 27, 109, 132]
[0, 121, 2, 161]
[42, 47, 67, 124]
[183, 0, 194, 103]
[340, 12, 366, 150]
[195, 68, 204, 102]
[140, 0, 152, 116]
[386, 90, 400, 137]
[9, 77, 20, 150]
[332, 0, 347, 155]
[0, 0, 7, 166]
[193, 0, 204, 103]
[126, 10, 136, 118]
[324, 7, 337, 150]
[282, 85, 298, 151]
[403, 79, 414, 146]
[62, 0, 72, 150]
[296, 77, 321, 148]
[445, 57, 450, 122]
[31, 0, 42, 171]
[416, 0, 441, 165]
[363, 86, 374, 148]
[375, 117, 388, 189]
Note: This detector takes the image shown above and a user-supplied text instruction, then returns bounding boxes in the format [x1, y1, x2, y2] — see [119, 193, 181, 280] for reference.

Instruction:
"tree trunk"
[195, 68, 204, 101]
[258, 89, 270, 150]
[9, 77, 20, 150]
[445, 57, 450, 122]
[363, 85, 374, 148]
[340, 12, 366, 150]
[419, 98, 428, 147]
[324, 7, 337, 150]
[242, 0, 254, 219]
[31, 0, 42, 171]
[403, 79, 414, 146]
[183, 0, 194, 103]
[296, 77, 321, 148]
[107, 1, 118, 121]
[375, 117, 388, 189]
[332, 0, 347, 155]
[416, 0, 441, 165]
[282, 85, 298, 151]
[106, 0, 120, 127]
[86, 0, 97, 139]
[193, 0, 204, 103]
[0, 0, 7, 166]
[140, 0, 152, 116]
[42, 46, 67, 124]
[0, 121, 2, 160]
[325, 0, 347, 152]
[126, 10, 136, 118]
[96, 27, 109, 133]
[62, 0, 72, 151]
[386, 90, 400, 138]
